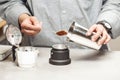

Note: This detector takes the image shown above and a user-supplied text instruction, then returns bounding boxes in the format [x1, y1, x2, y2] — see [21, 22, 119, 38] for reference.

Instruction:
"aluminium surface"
[0, 45, 12, 61]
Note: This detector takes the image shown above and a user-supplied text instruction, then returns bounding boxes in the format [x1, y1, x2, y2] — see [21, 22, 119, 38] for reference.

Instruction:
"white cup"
[15, 47, 39, 68]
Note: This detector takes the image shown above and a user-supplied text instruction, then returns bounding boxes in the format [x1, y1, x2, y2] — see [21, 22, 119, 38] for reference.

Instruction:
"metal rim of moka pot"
[49, 44, 71, 65]
[52, 44, 68, 50]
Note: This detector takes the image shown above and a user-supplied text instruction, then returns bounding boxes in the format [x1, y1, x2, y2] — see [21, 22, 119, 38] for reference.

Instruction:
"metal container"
[67, 22, 102, 50]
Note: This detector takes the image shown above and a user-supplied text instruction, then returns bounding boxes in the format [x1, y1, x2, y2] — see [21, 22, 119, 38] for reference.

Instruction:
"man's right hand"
[19, 13, 42, 36]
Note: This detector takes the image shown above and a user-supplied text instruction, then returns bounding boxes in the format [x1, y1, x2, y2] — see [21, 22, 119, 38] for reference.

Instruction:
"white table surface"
[0, 48, 120, 80]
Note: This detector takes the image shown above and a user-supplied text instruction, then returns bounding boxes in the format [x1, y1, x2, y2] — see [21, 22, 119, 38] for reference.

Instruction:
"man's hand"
[86, 24, 111, 45]
[19, 13, 42, 36]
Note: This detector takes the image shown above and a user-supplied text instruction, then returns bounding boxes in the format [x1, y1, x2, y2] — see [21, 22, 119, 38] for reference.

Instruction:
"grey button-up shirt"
[0, 0, 120, 48]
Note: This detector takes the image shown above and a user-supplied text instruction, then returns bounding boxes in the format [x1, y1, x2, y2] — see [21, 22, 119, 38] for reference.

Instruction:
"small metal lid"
[5, 24, 22, 46]
[52, 44, 68, 50]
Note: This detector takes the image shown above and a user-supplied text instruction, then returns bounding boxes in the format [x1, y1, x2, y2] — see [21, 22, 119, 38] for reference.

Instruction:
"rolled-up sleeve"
[97, 0, 120, 39]
[0, 0, 31, 27]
